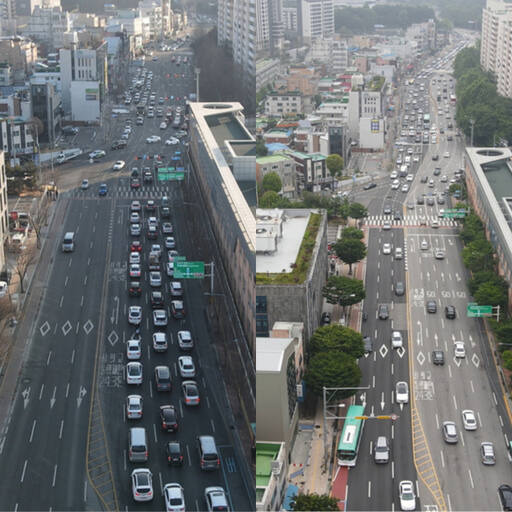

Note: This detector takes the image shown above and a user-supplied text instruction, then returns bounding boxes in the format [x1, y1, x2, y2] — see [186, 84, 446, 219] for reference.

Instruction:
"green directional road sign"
[467, 304, 493, 317]
[443, 209, 467, 219]
[173, 256, 186, 262]
[174, 261, 205, 279]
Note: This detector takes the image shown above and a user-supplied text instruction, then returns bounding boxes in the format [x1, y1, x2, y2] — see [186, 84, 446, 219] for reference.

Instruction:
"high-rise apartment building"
[299, 0, 334, 43]
[481, 0, 512, 98]
[218, 0, 256, 88]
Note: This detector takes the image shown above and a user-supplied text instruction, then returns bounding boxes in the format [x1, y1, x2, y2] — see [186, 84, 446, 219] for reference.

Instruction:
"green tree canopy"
[304, 351, 362, 397]
[474, 281, 508, 309]
[348, 202, 368, 220]
[341, 227, 364, 240]
[259, 190, 280, 208]
[461, 213, 485, 245]
[261, 172, 282, 193]
[334, 238, 367, 274]
[494, 320, 512, 346]
[326, 154, 344, 178]
[291, 493, 339, 512]
[468, 270, 508, 296]
[322, 275, 366, 308]
[462, 238, 495, 272]
[310, 324, 364, 359]
[256, 139, 268, 157]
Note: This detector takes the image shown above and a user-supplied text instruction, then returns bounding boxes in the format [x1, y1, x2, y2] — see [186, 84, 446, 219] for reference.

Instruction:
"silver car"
[442, 421, 458, 444]
[480, 442, 496, 465]
[374, 436, 390, 463]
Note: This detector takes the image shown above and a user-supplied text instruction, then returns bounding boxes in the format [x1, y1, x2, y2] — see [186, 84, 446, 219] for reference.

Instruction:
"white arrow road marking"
[77, 386, 87, 408]
[22, 387, 30, 409]
[381, 392, 385, 410]
[50, 386, 57, 409]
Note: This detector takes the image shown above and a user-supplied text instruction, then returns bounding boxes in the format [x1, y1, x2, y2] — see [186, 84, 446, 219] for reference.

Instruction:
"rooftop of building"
[285, 150, 326, 161]
[189, 102, 255, 251]
[256, 337, 293, 372]
[255, 442, 283, 488]
[256, 154, 292, 164]
[264, 129, 292, 137]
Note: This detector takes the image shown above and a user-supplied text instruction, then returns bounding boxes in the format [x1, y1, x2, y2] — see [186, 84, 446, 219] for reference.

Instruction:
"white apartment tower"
[300, 0, 334, 43]
[218, 0, 256, 85]
[256, 0, 284, 54]
[481, 0, 512, 98]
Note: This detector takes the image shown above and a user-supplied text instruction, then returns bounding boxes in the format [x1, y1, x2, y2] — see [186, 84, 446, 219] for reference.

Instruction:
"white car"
[396, 381, 409, 404]
[146, 135, 161, 143]
[128, 305, 142, 325]
[444, 151, 450, 158]
[178, 355, 196, 378]
[391, 180, 400, 190]
[382, 243, 392, 255]
[401, 184, 409, 193]
[113, 160, 125, 170]
[399, 480, 416, 511]
[126, 394, 143, 419]
[462, 409, 477, 431]
[150, 244, 162, 257]
[406, 174, 414, 182]
[126, 338, 142, 360]
[131, 468, 153, 502]
[205, 487, 229, 512]
[177, 330, 194, 350]
[81, 179, 89, 190]
[160, 122, 167, 130]
[153, 309, 168, 327]
[164, 483, 185, 512]
[150, 271, 162, 287]
[390, 171, 398, 179]
[89, 149, 106, 159]
[153, 332, 168, 352]
[130, 212, 140, 224]
[165, 237, 176, 249]
[166, 262, 174, 277]
[454, 341, 466, 358]
[413, 155, 419, 162]
[382, 222, 391, 231]
[165, 137, 179, 145]
[435, 249, 445, 259]
[129, 252, 140, 264]
[126, 362, 143, 385]
[392, 331, 403, 349]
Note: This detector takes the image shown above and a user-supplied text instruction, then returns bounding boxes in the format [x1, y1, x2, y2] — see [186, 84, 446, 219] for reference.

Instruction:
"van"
[197, 435, 220, 470]
[129, 427, 148, 462]
[374, 436, 390, 463]
[395, 247, 403, 260]
[62, 232, 75, 252]
[11, 233, 25, 251]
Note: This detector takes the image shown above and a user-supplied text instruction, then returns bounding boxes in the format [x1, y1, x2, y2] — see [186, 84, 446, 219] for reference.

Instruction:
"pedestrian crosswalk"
[65, 184, 177, 199]
[364, 214, 459, 227]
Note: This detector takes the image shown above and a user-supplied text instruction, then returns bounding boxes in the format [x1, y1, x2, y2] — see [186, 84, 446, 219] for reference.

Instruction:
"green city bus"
[337, 405, 365, 466]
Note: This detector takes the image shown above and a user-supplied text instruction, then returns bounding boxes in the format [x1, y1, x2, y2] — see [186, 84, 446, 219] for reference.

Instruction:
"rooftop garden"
[256, 213, 321, 285]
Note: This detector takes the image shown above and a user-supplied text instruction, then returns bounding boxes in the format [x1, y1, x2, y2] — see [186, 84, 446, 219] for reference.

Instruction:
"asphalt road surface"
[0, 47, 252, 511]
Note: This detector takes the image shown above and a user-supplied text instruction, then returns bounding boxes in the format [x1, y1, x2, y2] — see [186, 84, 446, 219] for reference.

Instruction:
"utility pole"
[470, 118, 475, 147]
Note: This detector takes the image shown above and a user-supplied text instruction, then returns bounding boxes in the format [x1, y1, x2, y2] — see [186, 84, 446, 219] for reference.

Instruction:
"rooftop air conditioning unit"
[271, 461, 282, 475]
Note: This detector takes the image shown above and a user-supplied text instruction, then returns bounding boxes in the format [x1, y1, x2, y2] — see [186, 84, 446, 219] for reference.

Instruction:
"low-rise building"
[0, 118, 36, 158]
[0, 36, 38, 83]
[256, 58, 281, 91]
[264, 90, 303, 117]
[284, 150, 331, 191]
[256, 441, 288, 511]
[30, 80, 61, 144]
[256, 154, 297, 199]
[262, 129, 292, 145]
[256, 208, 328, 342]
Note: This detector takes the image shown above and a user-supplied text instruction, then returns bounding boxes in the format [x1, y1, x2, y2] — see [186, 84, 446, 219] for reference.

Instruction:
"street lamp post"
[194, 67, 200, 101]
[469, 118, 475, 147]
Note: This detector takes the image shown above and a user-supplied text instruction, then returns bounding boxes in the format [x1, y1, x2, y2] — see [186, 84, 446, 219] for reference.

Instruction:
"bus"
[337, 405, 365, 466]
[450, 94, 456, 104]
[423, 113, 430, 126]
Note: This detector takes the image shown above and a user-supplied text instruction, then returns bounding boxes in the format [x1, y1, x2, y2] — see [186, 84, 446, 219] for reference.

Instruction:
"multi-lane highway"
[0, 45, 253, 511]
[346, 33, 512, 512]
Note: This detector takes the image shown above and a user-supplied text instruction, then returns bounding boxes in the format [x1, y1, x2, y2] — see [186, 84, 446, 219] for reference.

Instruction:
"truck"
[56, 148, 83, 165]
[148, 251, 160, 271]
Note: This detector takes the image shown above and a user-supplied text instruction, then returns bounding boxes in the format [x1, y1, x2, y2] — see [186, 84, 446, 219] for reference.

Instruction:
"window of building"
[256, 295, 267, 314]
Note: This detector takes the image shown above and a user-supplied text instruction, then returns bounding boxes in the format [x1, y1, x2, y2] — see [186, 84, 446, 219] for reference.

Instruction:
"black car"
[378, 304, 389, 320]
[159, 405, 178, 432]
[426, 300, 437, 313]
[432, 350, 445, 365]
[395, 281, 405, 296]
[155, 366, 172, 391]
[445, 305, 456, 319]
[363, 336, 373, 353]
[129, 281, 141, 297]
[420, 176, 428, 184]
[166, 441, 184, 466]
[131, 168, 139, 178]
[161, 207, 171, 218]
[143, 171, 153, 183]
[433, 167, 441, 176]
[151, 291, 164, 308]
[321, 312, 331, 326]
[111, 140, 126, 150]
[432, 154, 439, 161]
[393, 212, 401, 221]
[363, 182, 377, 190]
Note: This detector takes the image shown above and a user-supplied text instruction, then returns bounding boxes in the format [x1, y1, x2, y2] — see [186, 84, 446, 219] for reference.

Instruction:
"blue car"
[99, 184, 107, 196]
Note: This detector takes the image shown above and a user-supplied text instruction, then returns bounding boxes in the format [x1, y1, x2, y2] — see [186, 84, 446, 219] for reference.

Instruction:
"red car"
[130, 241, 142, 252]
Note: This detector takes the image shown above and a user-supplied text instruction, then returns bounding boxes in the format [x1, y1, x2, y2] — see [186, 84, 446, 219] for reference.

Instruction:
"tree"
[256, 139, 268, 157]
[291, 493, 339, 511]
[493, 319, 512, 346]
[334, 238, 367, 274]
[474, 281, 508, 309]
[305, 351, 362, 397]
[462, 238, 495, 272]
[259, 191, 280, 208]
[13, 246, 37, 294]
[326, 154, 344, 178]
[461, 213, 485, 245]
[261, 172, 282, 194]
[348, 202, 368, 220]
[341, 226, 364, 240]
[469, 270, 507, 296]
[310, 324, 364, 359]
[322, 275, 366, 309]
